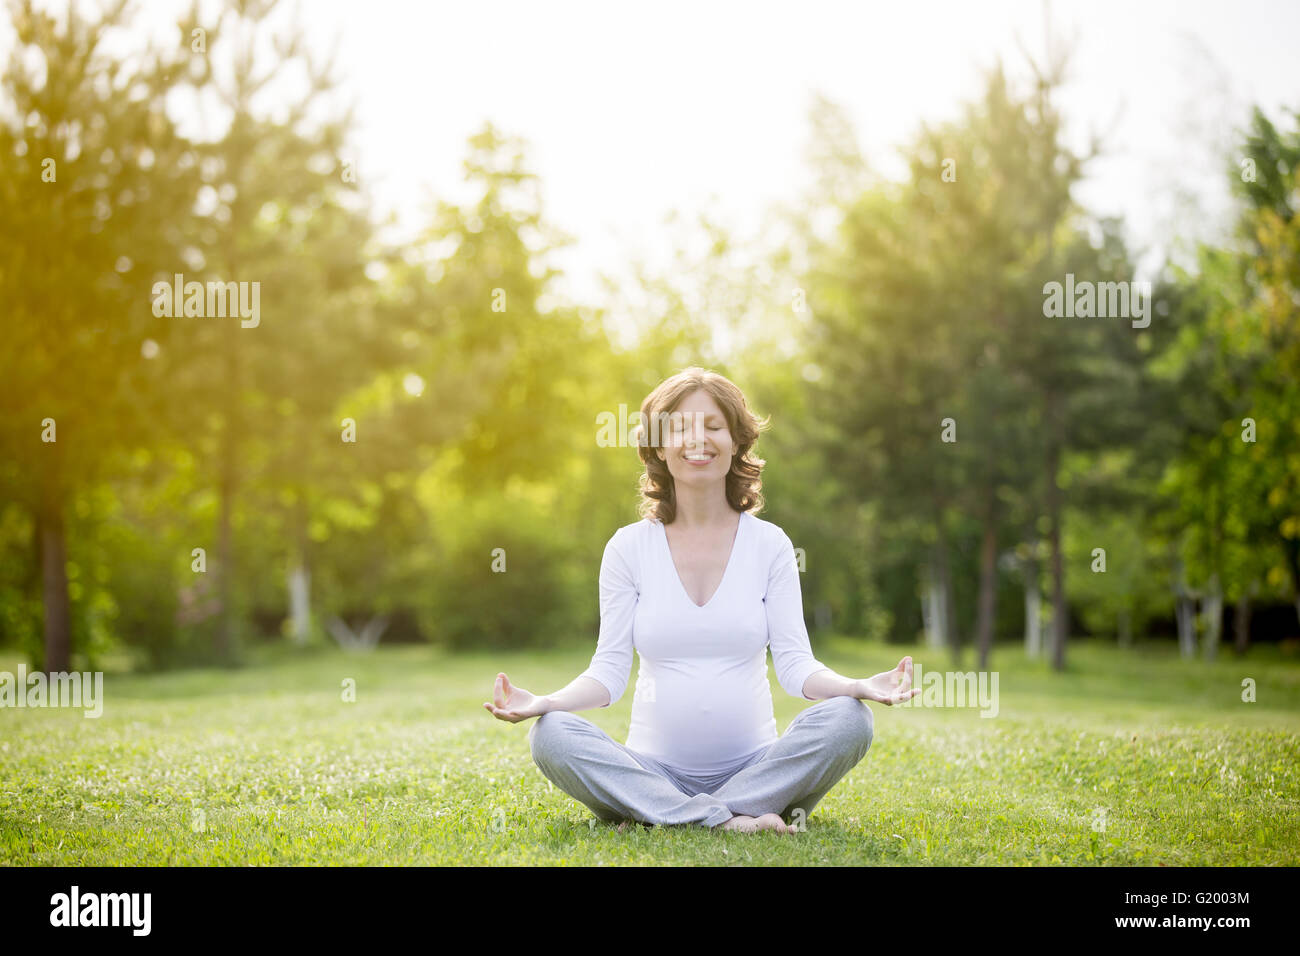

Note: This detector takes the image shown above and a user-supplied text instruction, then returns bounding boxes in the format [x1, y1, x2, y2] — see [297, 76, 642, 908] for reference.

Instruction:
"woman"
[483, 367, 919, 833]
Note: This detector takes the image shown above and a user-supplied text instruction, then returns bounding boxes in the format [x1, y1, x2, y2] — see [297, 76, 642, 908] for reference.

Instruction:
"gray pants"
[528, 695, 874, 829]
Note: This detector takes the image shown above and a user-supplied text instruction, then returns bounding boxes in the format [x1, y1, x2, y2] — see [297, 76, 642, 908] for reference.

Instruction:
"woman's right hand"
[483, 672, 550, 723]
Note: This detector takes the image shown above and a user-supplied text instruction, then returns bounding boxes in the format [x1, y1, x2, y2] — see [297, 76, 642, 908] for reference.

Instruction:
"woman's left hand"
[855, 656, 921, 705]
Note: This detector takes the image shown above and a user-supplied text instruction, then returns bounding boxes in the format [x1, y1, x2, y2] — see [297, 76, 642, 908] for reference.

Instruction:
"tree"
[155, 0, 375, 661]
[0, 0, 202, 670]
[801, 51, 1143, 672]
[1146, 105, 1300, 655]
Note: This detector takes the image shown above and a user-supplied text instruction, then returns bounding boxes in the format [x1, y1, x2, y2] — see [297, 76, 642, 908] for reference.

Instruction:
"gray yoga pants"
[527, 695, 874, 829]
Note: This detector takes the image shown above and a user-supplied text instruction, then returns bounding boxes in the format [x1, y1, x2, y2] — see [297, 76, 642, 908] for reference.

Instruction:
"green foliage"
[421, 505, 578, 653]
[3, 0, 1299, 675]
[1146, 105, 1300, 626]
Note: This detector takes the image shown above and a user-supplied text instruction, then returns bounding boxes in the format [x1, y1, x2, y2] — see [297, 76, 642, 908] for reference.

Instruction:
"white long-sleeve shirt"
[578, 510, 829, 776]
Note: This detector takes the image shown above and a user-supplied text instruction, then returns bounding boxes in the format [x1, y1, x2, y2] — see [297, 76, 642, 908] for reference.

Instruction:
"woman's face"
[654, 388, 737, 487]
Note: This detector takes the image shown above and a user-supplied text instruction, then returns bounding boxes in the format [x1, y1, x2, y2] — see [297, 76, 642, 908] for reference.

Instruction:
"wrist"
[849, 679, 866, 699]
[538, 695, 554, 714]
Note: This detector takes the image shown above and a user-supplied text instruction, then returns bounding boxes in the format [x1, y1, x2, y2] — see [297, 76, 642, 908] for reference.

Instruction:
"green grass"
[2, 636, 1298, 865]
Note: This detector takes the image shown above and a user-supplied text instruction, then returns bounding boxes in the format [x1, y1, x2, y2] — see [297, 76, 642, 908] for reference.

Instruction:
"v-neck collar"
[658, 511, 747, 609]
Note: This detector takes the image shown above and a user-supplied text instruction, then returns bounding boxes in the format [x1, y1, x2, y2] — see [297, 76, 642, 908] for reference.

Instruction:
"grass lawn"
[2, 636, 1298, 865]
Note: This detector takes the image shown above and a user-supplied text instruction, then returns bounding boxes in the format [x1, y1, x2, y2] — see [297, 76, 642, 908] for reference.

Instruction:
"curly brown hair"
[632, 367, 772, 524]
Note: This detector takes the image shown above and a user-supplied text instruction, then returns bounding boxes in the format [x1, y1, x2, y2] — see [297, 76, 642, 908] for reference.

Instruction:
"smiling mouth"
[683, 452, 716, 463]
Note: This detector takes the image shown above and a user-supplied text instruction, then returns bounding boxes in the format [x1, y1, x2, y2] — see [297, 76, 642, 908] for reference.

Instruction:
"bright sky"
[12, 0, 1300, 329]
[306, 0, 1298, 300]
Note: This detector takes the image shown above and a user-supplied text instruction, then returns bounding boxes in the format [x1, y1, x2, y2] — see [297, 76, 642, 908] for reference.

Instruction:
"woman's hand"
[483, 672, 550, 723]
[855, 656, 921, 706]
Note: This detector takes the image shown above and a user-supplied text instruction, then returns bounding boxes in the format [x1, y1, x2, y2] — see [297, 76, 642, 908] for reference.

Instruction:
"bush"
[422, 509, 578, 652]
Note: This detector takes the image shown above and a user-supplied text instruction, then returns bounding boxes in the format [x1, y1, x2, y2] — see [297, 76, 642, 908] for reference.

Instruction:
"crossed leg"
[528, 696, 873, 830]
[707, 695, 874, 825]
[528, 711, 735, 829]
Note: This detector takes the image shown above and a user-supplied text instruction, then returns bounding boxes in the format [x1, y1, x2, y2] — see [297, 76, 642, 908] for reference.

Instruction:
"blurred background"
[2, 0, 1298, 675]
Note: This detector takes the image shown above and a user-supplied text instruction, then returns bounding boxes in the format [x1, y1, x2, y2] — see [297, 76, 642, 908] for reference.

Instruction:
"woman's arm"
[806, 658, 921, 705]
[538, 675, 611, 714]
[484, 530, 634, 723]
[801, 668, 861, 701]
[766, 529, 834, 699]
[573, 529, 637, 708]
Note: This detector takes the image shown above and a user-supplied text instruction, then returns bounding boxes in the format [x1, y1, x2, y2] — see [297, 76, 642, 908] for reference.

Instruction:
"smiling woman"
[632, 366, 769, 526]
[484, 366, 920, 834]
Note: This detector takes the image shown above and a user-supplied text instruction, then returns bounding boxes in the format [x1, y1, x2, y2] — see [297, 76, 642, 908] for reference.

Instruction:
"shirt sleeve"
[577, 528, 637, 707]
[765, 528, 829, 700]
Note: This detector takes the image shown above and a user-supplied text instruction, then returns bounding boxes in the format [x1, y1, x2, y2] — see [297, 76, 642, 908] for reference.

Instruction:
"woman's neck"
[670, 485, 737, 530]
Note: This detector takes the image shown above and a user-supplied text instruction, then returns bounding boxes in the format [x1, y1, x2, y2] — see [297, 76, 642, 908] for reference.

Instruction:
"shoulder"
[744, 511, 791, 551]
[604, 517, 658, 554]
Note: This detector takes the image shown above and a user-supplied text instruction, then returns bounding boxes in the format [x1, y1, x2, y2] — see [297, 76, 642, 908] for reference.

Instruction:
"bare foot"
[718, 814, 759, 832]
[753, 812, 794, 834]
[718, 813, 794, 833]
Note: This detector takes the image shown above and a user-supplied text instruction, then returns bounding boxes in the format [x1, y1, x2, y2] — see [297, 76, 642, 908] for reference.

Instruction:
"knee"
[821, 695, 873, 756]
[529, 710, 582, 766]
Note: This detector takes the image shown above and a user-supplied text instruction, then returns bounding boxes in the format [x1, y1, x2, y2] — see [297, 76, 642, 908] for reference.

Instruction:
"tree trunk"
[1200, 572, 1223, 660]
[215, 166, 245, 666]
[935, 523, 959, 661]
[813, 600, 832, 634]
[38, 490, 72, 673]
[288, 563, 311, 644]
[1024, 577, 1042, 657]
[1233, 581, 1256, 655]
[1174, 598, 1196, 657]
[1045, 420, 1067, 671]
[975, 491, 998, 672]
[1023, 550, 1041, 657]
[215, 432, 236, 665]
[920, 586, 930, 645]
[922, 560, 945, 649]
[287, 497, 312, 645]
[1173, 563, 1197, 658]
[326, 614, 389, 652]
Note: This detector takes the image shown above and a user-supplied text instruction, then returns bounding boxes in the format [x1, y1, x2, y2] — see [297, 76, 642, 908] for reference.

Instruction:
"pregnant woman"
[483, 367, 919, 833]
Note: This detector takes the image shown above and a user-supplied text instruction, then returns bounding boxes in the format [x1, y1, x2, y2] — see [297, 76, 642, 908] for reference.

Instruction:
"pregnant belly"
[629, 670, 775, 773]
